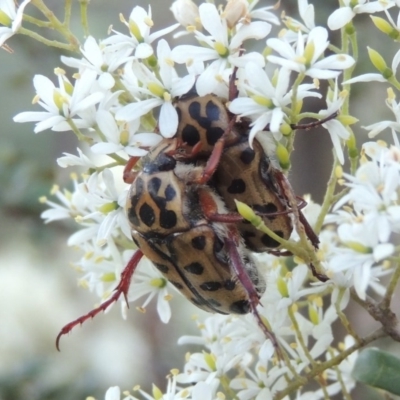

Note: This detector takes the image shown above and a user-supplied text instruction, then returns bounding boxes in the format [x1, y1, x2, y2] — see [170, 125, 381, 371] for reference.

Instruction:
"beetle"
[172, 91, 326, 280]
[56, 138, 278, 349]
[173, 93, 296, 250]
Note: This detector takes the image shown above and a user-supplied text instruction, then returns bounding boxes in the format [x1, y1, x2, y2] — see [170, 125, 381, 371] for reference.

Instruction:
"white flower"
[0, 0, 31, 46]
[229, 62, 320, 143]
[281, 0, 316, 42]
[362, 95, 400, 138]
[328, 0, 395, 31]
[230, 360, 288, 400]
[171, 3, 271, 96]
[92, 110, 162, 156]
[40, 176, 89, 223]
[13, 69, 104, 133]
[126, 258, 173, 323]
[57, 148, 96, 169]
[61, 36, 132, 90]
[170, 0, 201, 29]
[267, 26, 355, 79]
[319, 83, 350, 164]
[329, 222, 394, 299]
[116, 39, 195, 138]
[102, 5, 179, 59]
[81, 169, 131, 245]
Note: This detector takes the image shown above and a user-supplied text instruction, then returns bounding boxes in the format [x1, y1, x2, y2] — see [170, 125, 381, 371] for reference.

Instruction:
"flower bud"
[368, 47, 393, 79]
[170, 0, 201, 30]
[223, 0, 248, 29]
[276, 143, 290, 170]
[371, 16, 400, 40]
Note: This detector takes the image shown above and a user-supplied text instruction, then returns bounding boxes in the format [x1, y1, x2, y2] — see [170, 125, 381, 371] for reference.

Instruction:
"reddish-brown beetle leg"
[224, 226, 282, 358]
[123, 157, 141, 184]
[56, 250, 144, 351]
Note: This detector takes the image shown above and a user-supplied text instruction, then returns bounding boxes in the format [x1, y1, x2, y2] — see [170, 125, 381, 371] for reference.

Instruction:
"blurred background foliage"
[0, 0, 398, 399]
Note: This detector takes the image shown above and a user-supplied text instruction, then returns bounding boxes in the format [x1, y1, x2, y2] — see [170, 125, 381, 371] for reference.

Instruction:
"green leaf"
[352, 348, 400, 395]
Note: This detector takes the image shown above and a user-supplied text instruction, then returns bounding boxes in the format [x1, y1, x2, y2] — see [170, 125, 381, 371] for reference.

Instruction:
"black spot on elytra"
[200, 281, 222, 291]
[187, 100, 224, 146]
[240, 147, 255, 164]
[164, 184, 176, 201]
[224, 280, 236, 291]
[148, 177, 162, 197]
[191, 235, 206, 250]
[139, 203, 155, 227]
[227, 179, 246, 194]
[169, 280, 183, 289]
[230, 300, 250, 314]
[154, 263, 169, 274]
[184, 262, 204, 275]
[130, 177, 144, 210]
[254, 203, 279, 218]
[127, 207, 139, 227]
[160, 209, 177, 229]
[261, 230, 284, 248]
[205, 100, 221, 122]
[182, 125, 200, 146]
[206, 127, 224, 145]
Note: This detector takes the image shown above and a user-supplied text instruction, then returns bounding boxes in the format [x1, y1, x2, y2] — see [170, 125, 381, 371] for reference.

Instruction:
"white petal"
[91, 142, 121, 154]
[230, 21, 271, 49]
[159, 102, 178, 138]
[115, 98, 162, 122]
[199, 3, 226, 44]
[327, 7, 354, 31]
[344, 73, 387, 84]
[373, 243, 394, 262]
[135, 42, 154, 58]
[171, 45, 217, 63]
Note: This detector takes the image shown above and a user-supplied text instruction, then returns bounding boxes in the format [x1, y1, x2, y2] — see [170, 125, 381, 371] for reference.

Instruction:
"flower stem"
[275, 328, 387, 399]
[79, 0, 90, 37]
[380, 261, 400, 309]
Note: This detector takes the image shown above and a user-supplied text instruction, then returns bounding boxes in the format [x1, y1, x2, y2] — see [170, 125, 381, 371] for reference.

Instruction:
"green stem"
[67, 118, 91, 143]
[288, 307, 317, 367]
[219, 374, 239, 400]
[22, 15, 52, 28]
[335, 288, 361, 344]
[79, 0, 90, 37]
[380, 262, 400, 309]
[286, 72, 306, 156]
[30, 0, 80, 51]
[314, 155, 339, 234]
[18, 27, 76, 51]
[275, 329, 387, 399]
[64, 0, 72, 27]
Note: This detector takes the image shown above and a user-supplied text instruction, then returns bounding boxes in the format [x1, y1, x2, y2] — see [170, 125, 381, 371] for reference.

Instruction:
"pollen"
[50, 184, 60, 195]
[144, 16, 154, 27]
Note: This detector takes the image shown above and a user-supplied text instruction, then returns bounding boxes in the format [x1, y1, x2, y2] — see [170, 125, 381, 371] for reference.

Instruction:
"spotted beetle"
[173, 93, 295, 251]
[56, 138, 278, 349]
[172, 91, 326, 280]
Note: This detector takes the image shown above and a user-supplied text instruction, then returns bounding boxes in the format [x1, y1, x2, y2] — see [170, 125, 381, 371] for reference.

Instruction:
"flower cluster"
[8, 0, 400, 398]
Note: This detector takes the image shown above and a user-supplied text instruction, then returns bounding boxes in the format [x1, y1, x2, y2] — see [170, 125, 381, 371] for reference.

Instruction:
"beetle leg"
[56, 250, 144, 350]
[123, 156, 141, 184]
[273, 171, 329, 281]
[224, 226, 282, 357]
